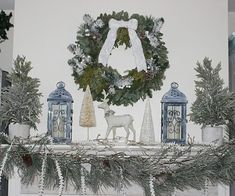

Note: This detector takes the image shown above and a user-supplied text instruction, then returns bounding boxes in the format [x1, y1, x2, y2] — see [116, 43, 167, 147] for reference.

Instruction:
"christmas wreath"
[68, 11, 169, 106]
[0, 10, 13, 44]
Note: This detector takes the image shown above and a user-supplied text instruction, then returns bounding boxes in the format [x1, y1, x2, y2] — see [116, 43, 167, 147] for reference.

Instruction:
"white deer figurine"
[98, 92, 136, 141]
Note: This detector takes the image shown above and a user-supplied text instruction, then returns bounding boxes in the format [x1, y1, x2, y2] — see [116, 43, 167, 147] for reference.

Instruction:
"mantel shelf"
[0, 140, 211, 157]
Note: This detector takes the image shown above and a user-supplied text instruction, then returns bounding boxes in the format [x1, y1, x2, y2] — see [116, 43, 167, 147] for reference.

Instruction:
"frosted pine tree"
[79, 85, 96, 140]
[0, 55, 42, 130]
[189, 57, 235, 127]
[139, 99, 155, 144]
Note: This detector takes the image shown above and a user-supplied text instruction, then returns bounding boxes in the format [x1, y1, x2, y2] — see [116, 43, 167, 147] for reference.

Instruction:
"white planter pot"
[9, 123, 30, 140]
[202, 126, 223, 145]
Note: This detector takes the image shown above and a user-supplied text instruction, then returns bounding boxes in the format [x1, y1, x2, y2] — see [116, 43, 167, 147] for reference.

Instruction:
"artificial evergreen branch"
[1, 134, 235, 196]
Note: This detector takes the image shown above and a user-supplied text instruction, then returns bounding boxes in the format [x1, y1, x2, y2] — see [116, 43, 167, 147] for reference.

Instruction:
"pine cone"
[145, 70, 155, 80]
[22, 154, 33, 167]
[102, 160, 110, 169]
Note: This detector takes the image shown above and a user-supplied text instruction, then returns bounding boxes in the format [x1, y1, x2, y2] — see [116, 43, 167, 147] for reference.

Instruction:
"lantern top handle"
[161, 81, 187, 103]
[171, 82, 179, 89]
[47, 81, 73, 102]
[57, 81, 65, 89]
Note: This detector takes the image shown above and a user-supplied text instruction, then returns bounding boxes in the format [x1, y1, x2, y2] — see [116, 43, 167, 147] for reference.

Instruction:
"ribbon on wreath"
[98, 18, 146, 71]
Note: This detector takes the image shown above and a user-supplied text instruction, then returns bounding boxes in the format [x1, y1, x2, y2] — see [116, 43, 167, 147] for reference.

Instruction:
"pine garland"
[1, 134, 235, 196]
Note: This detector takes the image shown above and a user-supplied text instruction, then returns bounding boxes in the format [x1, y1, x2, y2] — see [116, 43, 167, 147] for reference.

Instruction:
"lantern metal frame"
[161, 82, 187, 144]
[47, 81, 73, 143]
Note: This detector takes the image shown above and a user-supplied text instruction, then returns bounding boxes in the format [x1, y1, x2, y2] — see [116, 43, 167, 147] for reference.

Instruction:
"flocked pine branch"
[0, 134, 235, 196]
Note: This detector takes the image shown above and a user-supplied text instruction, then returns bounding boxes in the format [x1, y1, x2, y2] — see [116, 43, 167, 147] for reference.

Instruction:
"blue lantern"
[47, 81, 73, 143]
[161, 82, 187, 144]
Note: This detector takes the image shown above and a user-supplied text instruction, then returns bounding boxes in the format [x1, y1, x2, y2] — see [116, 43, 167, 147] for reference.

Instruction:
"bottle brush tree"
[139, 99, 155, 144]
[189, 57, 235, 127]
[79, 85, 96, 140]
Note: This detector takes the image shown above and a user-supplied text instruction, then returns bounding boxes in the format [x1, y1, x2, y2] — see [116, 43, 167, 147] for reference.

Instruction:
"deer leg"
[105, 127, 112, 140]
[124, 126, 130, 141]
[112, 128, 116, 140]
[129, 123, 136, 142]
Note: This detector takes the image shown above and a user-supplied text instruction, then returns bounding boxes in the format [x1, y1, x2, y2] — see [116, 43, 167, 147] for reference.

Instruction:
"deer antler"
[102, 90, 109, 103]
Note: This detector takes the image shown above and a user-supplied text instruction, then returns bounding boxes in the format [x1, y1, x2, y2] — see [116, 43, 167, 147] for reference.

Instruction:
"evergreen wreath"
[68, 11, 169, 106]
[0, 10, 13, 44]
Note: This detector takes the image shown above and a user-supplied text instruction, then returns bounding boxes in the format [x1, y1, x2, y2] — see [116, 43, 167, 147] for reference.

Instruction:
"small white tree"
[79, 85, 96, 140]
[139, 99, 155, 144]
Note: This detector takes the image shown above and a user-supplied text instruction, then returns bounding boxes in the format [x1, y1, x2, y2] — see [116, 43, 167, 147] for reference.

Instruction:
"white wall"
[13, 0, 228, 143]
[0, 10, 14, 73]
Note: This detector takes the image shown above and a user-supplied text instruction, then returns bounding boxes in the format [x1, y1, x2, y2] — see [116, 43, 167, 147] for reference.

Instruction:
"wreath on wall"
[0, 10, 13, 44]
[68, 11, 169, 106]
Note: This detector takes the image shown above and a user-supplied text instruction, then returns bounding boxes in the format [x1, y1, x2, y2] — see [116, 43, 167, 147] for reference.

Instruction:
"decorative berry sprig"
[54, 159, 64, 196]
[81, 167, 87, 195]
[38, 151, 47, 196]
[149, 174, 155, 196]
[119, 167, 126, 196]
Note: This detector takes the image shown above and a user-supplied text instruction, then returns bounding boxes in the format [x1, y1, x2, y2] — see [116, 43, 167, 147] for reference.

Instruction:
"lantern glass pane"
[167, 105, 181, 140]
[51, 104, 67, 138]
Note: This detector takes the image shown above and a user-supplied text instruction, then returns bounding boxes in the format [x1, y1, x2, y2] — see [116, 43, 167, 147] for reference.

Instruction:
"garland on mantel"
[0, 133, 235, 196]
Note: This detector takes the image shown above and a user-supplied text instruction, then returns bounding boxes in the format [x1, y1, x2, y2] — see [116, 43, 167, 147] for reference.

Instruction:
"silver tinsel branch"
[0, 139, 14, 183]
[38, 152, 47, 196]
[81, 167, 87, 195]
[145, 31, 159, 48]
[0, 132, 9, 140]
[54, 159, 64, 196]
[204, 179, 209, 196]
[119, 168, 126, 196]
[152, 18, 164, 34]
[149, 174, 155, 196]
